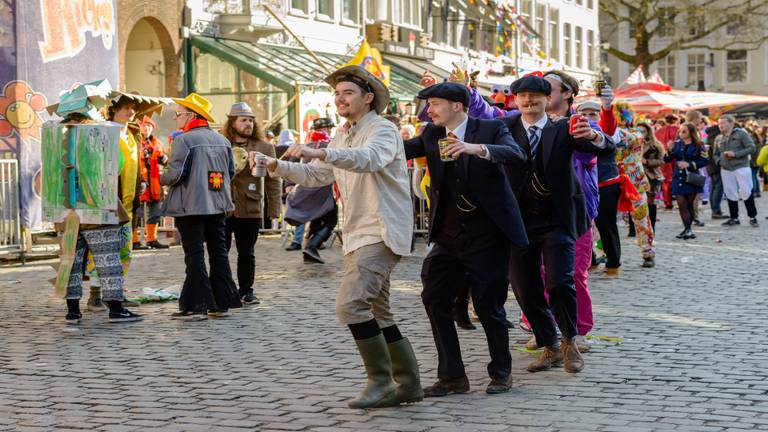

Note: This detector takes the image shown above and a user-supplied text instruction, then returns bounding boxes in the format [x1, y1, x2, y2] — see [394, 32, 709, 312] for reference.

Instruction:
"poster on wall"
[2, 0, 119, 230]
[298, 88, 337, 142]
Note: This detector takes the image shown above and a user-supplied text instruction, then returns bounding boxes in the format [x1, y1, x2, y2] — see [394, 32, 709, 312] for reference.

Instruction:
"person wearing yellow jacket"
[86, 96, 142, 310]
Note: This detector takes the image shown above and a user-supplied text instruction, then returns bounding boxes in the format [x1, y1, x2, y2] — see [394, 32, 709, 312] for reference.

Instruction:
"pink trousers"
[520, 228, 594, 336]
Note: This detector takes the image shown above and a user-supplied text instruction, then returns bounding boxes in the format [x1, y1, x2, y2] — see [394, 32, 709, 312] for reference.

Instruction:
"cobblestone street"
[1, 200, 767, 432]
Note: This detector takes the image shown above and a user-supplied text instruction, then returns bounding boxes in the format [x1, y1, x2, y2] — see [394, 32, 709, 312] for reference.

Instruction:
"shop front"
[190, 36, 422, 137]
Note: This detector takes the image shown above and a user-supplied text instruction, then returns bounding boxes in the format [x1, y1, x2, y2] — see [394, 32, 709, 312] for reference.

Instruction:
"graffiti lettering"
[37, 0, 116, 63]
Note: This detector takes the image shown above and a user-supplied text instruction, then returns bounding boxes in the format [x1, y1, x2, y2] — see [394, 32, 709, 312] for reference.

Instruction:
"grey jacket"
[160, 126, 235, 217]
[714, 128, 755, 171]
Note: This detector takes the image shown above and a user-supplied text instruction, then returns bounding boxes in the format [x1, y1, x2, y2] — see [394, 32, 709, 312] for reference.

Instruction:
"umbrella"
[577, 82, 768, 115]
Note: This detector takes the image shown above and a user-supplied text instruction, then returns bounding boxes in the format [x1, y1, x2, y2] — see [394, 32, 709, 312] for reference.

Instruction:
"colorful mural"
[3, 0, 120, 230]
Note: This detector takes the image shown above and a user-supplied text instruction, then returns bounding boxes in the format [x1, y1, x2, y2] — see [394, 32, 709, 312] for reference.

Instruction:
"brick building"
[117, 0, 184, 97]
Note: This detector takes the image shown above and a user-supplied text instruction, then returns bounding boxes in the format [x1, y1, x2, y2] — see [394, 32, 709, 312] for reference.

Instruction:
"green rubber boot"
[388, 338, 424, 404]
[348, 334, 399, 409]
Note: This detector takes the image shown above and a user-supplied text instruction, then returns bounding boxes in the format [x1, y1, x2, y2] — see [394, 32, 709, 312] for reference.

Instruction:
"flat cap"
[576, 101, 601, 112]
[417, 82, 471, 107]
[510, 75, 552, 96]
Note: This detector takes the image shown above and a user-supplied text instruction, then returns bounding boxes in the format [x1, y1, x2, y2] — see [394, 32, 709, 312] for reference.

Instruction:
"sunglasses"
[174, 111, 193, 118]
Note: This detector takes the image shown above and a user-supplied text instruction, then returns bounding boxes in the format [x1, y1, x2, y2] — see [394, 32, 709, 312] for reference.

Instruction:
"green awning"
[191, 36, 421, 100]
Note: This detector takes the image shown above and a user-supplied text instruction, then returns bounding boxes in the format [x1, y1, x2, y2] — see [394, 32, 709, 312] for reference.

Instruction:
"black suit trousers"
[509, 223, 577, 347]
[594, 183, 622, 269]
[421, 230, 511, 380]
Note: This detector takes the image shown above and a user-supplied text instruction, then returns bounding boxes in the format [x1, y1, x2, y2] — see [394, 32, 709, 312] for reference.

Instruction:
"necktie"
[528, 125, 540, 159]
[447, 132, 457, 139]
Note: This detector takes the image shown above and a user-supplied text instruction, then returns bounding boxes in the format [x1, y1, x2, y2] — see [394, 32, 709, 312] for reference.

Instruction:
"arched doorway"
[125, 18, 175, 96]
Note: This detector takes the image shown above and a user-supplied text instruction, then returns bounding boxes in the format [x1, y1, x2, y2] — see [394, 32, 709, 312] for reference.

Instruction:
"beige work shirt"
[273, 111, 413, 256]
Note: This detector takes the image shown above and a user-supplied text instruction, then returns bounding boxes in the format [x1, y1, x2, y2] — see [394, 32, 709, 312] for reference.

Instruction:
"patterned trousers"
[629, 194, 655, 260]
[66, 226, 127, 301]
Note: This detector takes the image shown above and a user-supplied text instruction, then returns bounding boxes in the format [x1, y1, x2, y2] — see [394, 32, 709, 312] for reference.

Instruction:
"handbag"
[685, 171, 706, 188]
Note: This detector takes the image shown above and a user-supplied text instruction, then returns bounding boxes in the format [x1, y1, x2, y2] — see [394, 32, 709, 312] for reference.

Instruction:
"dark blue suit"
[404, 116, 527, 381]
[501, 114, 615, 347]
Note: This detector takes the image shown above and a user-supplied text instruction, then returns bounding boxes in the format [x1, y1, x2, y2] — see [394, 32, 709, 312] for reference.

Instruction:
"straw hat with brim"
[325, 65, 389, 114]
[173, 92, 215, 123]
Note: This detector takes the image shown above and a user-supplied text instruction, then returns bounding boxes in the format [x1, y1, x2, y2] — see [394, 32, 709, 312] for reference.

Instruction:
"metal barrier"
[0, 160, 22, 253]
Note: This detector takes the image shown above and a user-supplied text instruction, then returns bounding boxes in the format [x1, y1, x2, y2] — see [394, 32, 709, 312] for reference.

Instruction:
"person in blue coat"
[664, 122, 709, 240]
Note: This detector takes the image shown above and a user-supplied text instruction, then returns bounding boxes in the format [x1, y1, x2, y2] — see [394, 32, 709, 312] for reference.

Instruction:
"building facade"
[181, 0, 600, 132]
[602, 8, 768, 95]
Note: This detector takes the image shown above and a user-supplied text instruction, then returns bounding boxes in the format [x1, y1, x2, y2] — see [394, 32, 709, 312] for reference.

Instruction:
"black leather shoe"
[455, 318, 476, 330]
[285, 243, 301, 251]
[147, 240, 169, 249]
[132, 242, 149, 250]
[303, 247, 324, 263]
[423, 376, 470, 397]
[486, 376, 512, 394]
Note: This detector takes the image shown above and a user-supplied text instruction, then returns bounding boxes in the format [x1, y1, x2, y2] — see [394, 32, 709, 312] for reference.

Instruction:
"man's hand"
[600, 84, 615, 110]
[571, 119, 598, 141]
[253, 151, 279, 172]
[677, 161, 690, 169]
[443, 138, 486, 158]
[420, 70, 437, 88]
[723, 150, 736, 159]
[283, 143, 326, 161]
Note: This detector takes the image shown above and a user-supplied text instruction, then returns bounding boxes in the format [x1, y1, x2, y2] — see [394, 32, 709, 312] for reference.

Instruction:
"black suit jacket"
[501, 113, 615, 240]
[404, 117, 528, 247]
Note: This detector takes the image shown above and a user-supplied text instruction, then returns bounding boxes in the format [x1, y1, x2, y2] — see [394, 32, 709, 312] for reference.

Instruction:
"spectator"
[714, 115, 758, 227]
[221, 102, 281, 305]
[665, 123, 708, 239]
[134, 115, 169, 250]
[161, 93, 242, 319]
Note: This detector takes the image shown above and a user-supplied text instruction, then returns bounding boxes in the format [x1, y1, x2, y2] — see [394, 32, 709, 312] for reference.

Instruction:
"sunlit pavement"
[1, 197, 767, 431]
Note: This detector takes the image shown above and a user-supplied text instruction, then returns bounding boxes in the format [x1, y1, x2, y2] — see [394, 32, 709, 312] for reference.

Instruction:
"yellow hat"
[173, 92, 215, 123]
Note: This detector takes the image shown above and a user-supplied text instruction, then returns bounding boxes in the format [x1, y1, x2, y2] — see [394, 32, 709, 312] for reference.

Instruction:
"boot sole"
[348, 390, 399, 409]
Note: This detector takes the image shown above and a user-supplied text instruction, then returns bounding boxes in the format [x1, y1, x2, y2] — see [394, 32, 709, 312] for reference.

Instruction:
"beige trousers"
[336, 242, 400, 327]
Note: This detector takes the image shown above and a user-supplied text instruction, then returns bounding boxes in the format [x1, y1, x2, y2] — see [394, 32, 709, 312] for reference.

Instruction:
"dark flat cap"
[417, 82, 471, 107]
[510, 76, 552, 96]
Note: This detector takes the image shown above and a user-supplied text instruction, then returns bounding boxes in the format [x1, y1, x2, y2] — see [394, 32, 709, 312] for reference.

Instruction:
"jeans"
[710, 172, 724, 215]
[752, 166, 761, 197]
[291, 224, 306, 245]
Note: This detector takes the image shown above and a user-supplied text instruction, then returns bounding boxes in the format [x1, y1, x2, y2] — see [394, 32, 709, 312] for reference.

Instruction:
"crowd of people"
[52, 59, 767, 409]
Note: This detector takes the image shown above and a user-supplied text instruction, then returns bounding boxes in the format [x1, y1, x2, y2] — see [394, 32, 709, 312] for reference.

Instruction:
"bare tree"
[600, 0, 768, 72]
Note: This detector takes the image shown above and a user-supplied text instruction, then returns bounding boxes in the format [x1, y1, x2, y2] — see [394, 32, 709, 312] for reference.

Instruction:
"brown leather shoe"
[422, 376, 470, 397]
[526, 346, 563, 372]
[485, 376, 512, 394]
[561, 339, 585, 373]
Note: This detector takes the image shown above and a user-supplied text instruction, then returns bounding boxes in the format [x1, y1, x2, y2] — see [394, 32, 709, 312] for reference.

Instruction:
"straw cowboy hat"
[325, 65, 389, 114]
[173, 92, 215, 123]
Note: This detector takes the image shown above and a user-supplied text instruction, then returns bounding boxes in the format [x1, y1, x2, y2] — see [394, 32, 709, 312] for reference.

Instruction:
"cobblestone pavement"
[1, 197, 767, 432]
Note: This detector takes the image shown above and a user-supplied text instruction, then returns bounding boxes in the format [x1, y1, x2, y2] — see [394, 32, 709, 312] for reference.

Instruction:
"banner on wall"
[1, 0, 119, 230]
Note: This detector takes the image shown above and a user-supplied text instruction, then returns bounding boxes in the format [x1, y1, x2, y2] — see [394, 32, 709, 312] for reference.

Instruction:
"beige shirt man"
[273, 110, 413, 257]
